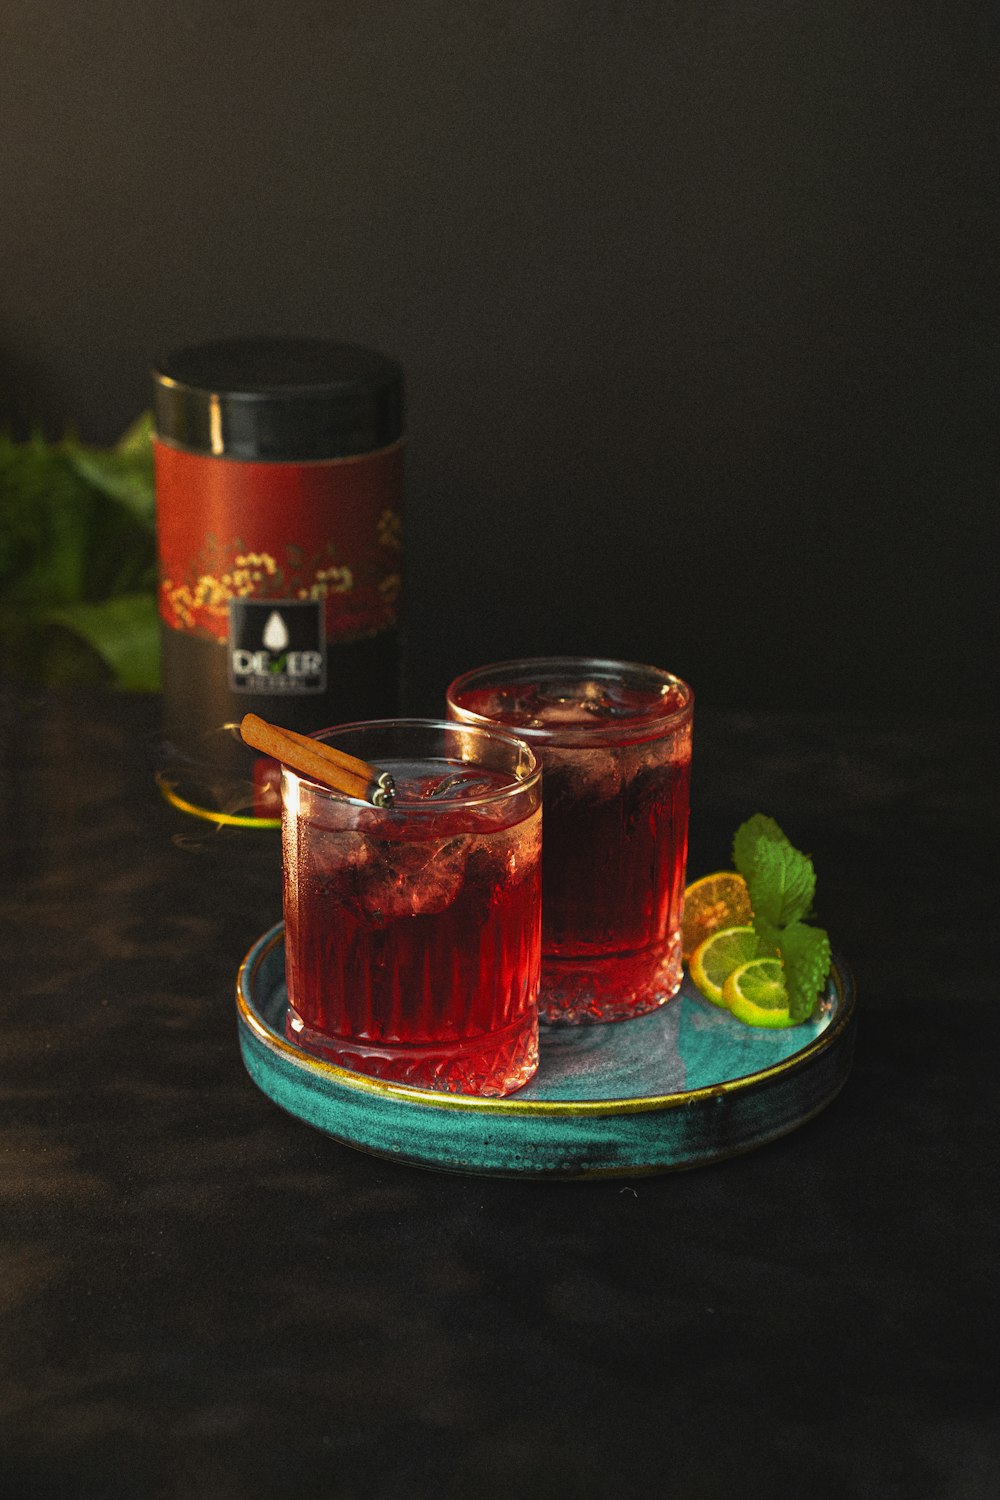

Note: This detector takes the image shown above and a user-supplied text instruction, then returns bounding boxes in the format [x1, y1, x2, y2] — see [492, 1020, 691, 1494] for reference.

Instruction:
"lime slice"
[681, 871, 753, 960]
[689, 925, 761, 1007]
[722, 957, 797, 1029]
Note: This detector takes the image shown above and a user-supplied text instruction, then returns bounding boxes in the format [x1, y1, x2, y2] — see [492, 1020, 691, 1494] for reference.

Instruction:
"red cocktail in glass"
[282, 720, 541, 1094]
[447, 659, 693, 1024]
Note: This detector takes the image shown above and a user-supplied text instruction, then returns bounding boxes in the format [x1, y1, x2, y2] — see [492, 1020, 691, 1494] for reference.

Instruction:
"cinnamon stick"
[240, 714, 395, 806]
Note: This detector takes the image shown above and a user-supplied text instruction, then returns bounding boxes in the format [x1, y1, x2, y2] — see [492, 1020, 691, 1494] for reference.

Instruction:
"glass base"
[539, 937, 682, 1025]
[285, 1007, 539, 1097]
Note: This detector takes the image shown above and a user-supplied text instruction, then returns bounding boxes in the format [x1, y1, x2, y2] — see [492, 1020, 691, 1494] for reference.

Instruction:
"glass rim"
[281, 716, 542, 811]
[446, 656, 694, 745]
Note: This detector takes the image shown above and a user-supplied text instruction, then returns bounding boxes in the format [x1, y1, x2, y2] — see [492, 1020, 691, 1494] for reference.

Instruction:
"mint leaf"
[746, 833, 816, 931]
[732, 814, 788, 881]
[752, 915, 784, 956]
[779, 921, 831, 1022]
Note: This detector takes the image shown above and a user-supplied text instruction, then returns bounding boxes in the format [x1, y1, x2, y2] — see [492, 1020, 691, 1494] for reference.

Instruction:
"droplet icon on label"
[262, 611, 290, 652]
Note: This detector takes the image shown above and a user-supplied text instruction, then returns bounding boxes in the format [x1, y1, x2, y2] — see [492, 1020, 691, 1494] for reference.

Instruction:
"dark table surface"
[1, 682, 997, 1500]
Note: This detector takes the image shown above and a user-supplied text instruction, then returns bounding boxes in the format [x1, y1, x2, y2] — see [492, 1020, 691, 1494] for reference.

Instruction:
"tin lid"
[151, 337, 405, 460]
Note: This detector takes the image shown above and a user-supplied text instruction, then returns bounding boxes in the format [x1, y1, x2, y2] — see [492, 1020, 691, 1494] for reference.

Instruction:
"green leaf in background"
[43, 594, 161, 692]
[0, 414, 159, 690]
[64, 412, 156, 528]
[0, 432, 96, 607]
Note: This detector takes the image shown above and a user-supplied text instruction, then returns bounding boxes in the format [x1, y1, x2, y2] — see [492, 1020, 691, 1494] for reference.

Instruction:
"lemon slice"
[689, 925, 761, 1007]
[722, 957, 798, 1028]
[681, 871, 753, 960]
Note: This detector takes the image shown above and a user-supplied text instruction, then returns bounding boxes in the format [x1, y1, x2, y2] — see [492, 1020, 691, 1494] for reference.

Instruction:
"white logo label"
[228, 599, 326, 695]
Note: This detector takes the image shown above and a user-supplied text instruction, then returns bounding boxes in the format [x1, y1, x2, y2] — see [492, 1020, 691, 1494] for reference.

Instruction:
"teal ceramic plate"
[237, 925, 857, 1178]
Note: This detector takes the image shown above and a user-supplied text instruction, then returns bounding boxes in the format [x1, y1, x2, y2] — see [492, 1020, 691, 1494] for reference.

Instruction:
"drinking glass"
[281, 719, 542, 1095]
[447, 658, 693, 1024]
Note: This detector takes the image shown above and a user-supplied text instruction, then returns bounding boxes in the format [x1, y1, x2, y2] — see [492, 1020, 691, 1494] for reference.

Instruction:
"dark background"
[2, 10, 999, 1493]
[1, 1, 996, 719]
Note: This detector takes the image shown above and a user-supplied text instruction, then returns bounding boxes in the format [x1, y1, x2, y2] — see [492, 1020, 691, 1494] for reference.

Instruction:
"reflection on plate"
[236, 924, 857, 1178]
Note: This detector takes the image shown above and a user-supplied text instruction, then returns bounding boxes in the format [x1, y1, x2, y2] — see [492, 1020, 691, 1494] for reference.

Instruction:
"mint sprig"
[732, 815, 830, 1021]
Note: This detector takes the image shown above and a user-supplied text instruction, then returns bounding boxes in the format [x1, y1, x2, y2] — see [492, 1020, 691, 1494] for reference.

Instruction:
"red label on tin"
[154, 439, 403, 644]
